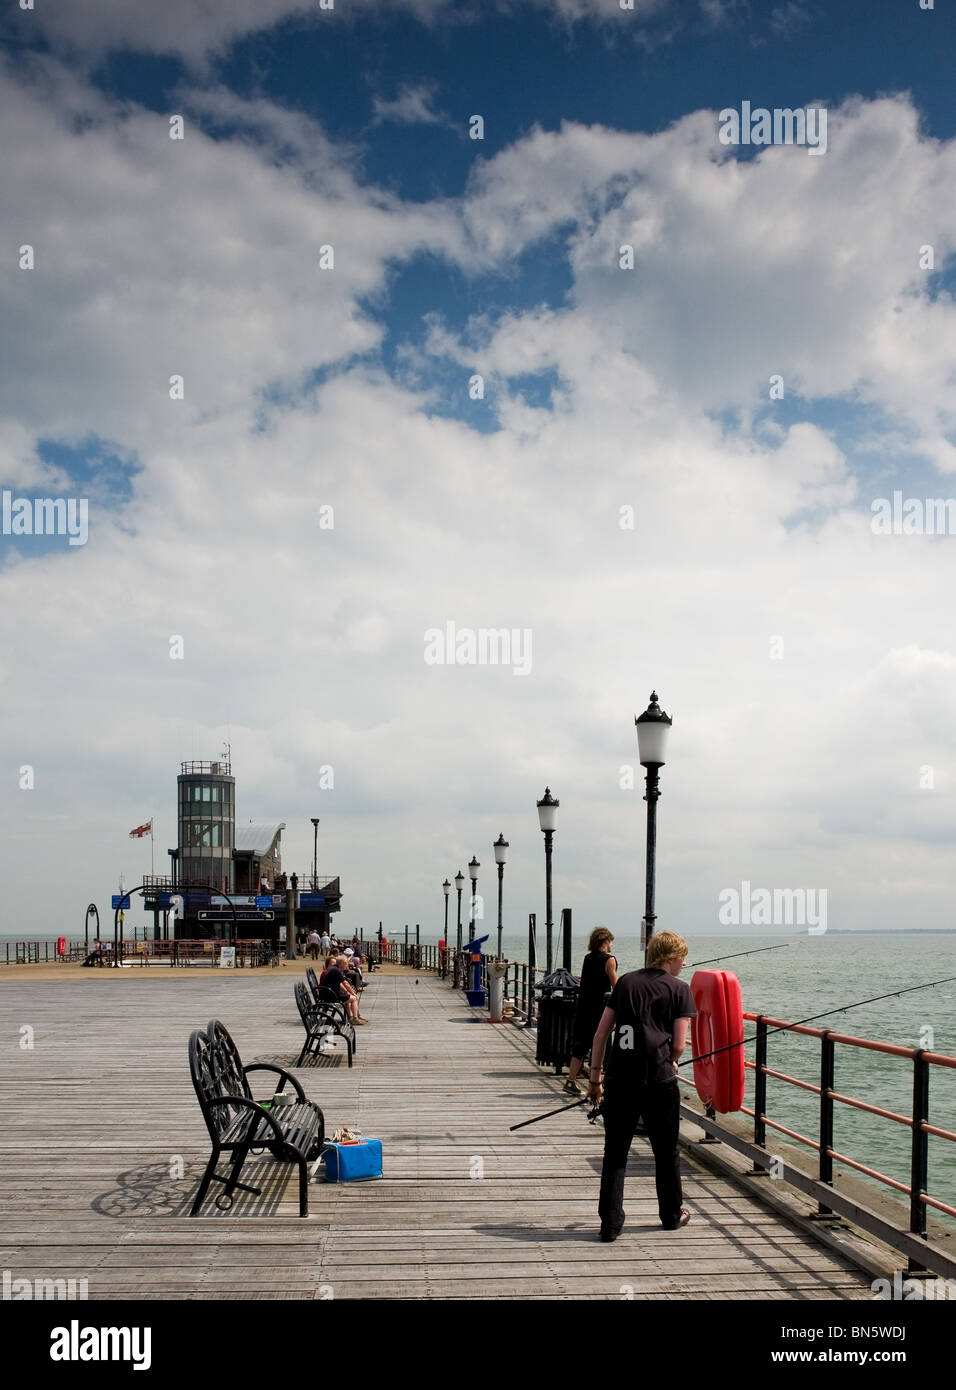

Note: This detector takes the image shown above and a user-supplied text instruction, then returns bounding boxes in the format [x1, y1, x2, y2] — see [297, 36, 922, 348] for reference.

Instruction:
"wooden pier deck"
[0, 968, 876, 1300]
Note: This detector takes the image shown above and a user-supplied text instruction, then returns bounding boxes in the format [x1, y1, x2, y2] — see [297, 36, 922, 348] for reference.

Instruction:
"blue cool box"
[321, 1136, 383, 1182]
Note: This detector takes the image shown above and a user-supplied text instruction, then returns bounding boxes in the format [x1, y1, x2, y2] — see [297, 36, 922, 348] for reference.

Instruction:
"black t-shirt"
[605, 968, 697, 1084]
[577, 948, 617, 1017]
[323, 966, 348, 1000]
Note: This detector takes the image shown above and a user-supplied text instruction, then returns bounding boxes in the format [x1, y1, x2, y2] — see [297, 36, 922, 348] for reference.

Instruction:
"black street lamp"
[454, 869, 465, 956]
[442, 878, 451, 948]
[536, 787, 559, 973]
[493, 834, 508, 960]
[468, 857, 480, 947]
[310, 817, 320, 892]
[635, 690, 673, 952]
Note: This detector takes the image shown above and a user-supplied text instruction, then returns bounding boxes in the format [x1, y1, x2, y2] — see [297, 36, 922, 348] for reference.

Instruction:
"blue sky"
[2, 0, 956, 941]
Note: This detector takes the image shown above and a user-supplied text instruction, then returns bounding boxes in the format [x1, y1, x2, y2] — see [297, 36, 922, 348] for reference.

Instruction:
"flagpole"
[151, 817, 155, 879]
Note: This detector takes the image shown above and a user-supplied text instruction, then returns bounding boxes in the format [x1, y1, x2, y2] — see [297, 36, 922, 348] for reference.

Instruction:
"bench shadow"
[256, 1049, 346, 1071]
[92, 1159, 317, 1219]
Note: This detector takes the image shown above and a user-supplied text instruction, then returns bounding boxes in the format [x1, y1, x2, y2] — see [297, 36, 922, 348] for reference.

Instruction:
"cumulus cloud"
[18, 0, 452, 64]
[457, 99, 956, 447]
[3, 60, 956, 939]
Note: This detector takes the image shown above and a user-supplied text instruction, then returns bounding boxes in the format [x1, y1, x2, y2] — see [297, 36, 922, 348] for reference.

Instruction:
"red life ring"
[691, 969, 745, 1112]
[56, 936, 67, 956]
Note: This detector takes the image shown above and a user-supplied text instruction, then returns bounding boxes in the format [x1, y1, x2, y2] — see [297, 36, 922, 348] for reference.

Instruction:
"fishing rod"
[509, 1098, 588, 1131]
[678, 971, 956, 1070]
[689, 941, 799, 968]
[510, 971, 956, 1130]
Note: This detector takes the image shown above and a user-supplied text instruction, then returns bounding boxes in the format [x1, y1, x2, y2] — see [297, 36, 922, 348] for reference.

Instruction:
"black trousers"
[598, 1079, 682, 1229]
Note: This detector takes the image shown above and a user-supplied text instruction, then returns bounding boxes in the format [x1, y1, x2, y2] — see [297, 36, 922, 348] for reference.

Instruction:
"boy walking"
[587, 932, 697, 1240]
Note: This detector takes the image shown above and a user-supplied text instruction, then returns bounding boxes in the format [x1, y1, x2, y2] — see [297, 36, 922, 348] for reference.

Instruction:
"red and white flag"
[129, 820, 153, 839]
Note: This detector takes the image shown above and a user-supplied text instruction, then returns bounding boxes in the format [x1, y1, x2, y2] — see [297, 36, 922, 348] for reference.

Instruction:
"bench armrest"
[206, 1095, 285, 1142]
[243, 1064, 306, 1101]
[314, 1001, 349, 1026]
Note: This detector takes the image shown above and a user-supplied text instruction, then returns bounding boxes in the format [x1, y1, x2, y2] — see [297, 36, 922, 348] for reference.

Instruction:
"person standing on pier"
[564, 928, 618, 1095]
[587, 931, 696, 1240]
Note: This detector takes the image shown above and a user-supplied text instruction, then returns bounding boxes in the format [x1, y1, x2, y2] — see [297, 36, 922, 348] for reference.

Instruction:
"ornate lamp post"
[468, 856, 480, 944]
[442, 878, 451, 946]
[310, 817, 320, 891]
[454, 868, 465, 960]
[493, 834, 508, 961]
[635, 690, 672, 951]
[536, 788, 559, 973]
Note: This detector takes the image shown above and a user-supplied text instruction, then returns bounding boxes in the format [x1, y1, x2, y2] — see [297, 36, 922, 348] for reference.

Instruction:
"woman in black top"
[564, 928, 618, 1094]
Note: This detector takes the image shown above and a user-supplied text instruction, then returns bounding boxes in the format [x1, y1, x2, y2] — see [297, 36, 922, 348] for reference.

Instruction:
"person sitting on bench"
[323, 954, 369, 1026]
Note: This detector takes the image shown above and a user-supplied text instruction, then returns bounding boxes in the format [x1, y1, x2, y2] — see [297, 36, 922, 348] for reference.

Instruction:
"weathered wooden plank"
[0, 970, 875, 1300]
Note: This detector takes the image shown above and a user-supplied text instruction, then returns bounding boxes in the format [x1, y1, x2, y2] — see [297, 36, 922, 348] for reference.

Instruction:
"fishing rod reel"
[586, 1099, 604, 1125]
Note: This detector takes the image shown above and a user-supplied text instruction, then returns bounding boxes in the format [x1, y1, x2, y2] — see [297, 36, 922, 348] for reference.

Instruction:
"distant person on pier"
[564, 928, 618, 1095]
[307, 929, 321, 960]
[587, 931, 696, 1240]
[290, 873, 299, 892]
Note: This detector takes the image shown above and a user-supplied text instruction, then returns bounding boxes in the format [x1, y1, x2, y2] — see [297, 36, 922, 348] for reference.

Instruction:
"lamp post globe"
[536, 787, 559, 973]
[634, 690, 673, 952]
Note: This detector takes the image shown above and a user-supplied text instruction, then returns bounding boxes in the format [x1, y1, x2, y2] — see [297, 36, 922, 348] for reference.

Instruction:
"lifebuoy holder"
[690, 969, 745, 1112]
[56, 936, 67, 957]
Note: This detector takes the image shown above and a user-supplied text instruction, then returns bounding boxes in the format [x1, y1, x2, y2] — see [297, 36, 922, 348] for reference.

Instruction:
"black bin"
[535, 968, 580, 1074]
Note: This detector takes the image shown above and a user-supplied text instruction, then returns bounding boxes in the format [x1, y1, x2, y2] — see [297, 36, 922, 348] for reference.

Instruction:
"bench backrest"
[188, 1020, 252, 1142]
[294, 979, 317, 1026]
[305, 967, 321, 1004]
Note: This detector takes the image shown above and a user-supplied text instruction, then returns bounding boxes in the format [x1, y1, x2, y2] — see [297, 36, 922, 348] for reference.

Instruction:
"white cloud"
[4, 67, 956, 941]
[0, 60, 461, 451]
[20, 0, 452, 65]
[372, 83, 444, 127]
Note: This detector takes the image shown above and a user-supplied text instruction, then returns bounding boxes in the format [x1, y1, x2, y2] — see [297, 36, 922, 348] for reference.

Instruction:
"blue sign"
[297, 894, 326, 908]
[111, 894, 133, 910]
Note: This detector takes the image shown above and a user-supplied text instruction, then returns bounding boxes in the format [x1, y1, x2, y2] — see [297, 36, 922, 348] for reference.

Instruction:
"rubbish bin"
[535, 968, 580, 1074]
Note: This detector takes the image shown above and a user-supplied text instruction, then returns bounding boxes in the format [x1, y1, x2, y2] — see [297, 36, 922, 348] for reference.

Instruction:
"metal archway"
[112, 886, 239, 965]
[85, 903, 99, 954]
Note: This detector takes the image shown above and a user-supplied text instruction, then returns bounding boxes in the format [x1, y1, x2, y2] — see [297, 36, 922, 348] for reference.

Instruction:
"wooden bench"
[188, 1019, 325, 1217]
[295, 978, 355, 1068]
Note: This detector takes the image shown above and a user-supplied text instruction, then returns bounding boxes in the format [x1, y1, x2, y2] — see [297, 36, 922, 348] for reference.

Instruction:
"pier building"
[135, 756, 342, 941]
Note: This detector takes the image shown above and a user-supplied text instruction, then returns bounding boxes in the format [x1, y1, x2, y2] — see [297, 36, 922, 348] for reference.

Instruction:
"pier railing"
[726, 1012, 956, 1245]
[2, 938, 273, 967]
[3, 940, 84, 964]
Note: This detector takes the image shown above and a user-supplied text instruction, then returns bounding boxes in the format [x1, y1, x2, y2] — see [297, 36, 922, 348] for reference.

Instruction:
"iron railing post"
[818, 1029, 835, 1214]
[754, 1015, 768, 1149]
[526, 914, 536, 1028]
[910, 1049, 930, 1244]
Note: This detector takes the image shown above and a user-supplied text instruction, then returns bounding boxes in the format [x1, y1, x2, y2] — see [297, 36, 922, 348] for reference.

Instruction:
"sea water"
[494, 929, 956, 1218]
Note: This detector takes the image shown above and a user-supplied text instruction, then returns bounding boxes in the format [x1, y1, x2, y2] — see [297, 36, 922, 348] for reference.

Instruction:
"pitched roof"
[234, 822, 285, 854]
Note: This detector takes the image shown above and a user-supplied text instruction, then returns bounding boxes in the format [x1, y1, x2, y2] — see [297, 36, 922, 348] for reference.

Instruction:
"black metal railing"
[676, 1009, 956, 1281]
[2, 940, 84, 964]
[741, 1012, 956, 1235]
